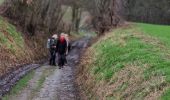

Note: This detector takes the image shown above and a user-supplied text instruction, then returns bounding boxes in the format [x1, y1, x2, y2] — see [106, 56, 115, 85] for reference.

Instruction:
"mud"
[0, 64, 41, 97]
[34, 36, 91, 100]
[1, 36, 91, 100]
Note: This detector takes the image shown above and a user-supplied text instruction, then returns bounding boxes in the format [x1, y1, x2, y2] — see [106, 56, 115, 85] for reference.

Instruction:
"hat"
[61, 32, 66, 36]
[52, 34, 58, 39]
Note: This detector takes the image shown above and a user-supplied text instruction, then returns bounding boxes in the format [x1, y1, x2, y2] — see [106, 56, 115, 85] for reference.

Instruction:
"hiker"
[48, 34, 58, 66]
[65, 34, 71, 55]
[56, 33, 67, 69]
[64, 33, 72, 64]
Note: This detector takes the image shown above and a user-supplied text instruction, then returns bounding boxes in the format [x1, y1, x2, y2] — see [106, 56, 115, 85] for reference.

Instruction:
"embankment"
[77, 23, 170, 100]
[0, 17, 49, 77]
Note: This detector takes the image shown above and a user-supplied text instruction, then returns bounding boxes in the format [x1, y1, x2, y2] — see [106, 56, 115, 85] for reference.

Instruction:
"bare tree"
[3, 0, 123, 36]
[81, 0, 123, 35]
[3, 0, 67, 35]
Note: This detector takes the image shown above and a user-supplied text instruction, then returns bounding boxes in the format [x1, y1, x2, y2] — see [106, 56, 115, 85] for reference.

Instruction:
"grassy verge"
[77, 23, 170, 99]
[2, 71, 35, 100]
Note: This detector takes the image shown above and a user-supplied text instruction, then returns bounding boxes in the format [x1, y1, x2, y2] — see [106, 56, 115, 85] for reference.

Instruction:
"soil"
[2, 36, 92, 100]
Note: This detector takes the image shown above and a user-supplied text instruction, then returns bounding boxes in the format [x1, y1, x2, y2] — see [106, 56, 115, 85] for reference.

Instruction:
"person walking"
[48, 34, 58, 66]
[56, 33, 67, 69]
[64, 33, 71, 65]
[65, 34, 70, 55]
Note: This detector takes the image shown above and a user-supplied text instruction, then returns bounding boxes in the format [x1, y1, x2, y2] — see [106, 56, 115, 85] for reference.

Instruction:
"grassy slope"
[77, 23, 170, 99]
[0, 17, 26, 76]
[0, 16, 48, 76]
[0, 17, 24, 51]
[139, 23, 170, 100]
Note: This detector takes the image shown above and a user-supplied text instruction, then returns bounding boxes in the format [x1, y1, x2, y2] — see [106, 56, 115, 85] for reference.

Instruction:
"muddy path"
[5, 36, 92, 100]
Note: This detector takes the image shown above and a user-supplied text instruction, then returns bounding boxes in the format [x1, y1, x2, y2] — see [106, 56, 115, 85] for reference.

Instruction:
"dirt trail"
[9, 36, 91, 100]
[9, 64, 55, 100]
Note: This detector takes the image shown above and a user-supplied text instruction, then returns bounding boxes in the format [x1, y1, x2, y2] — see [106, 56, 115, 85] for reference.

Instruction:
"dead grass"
[76, 47, 97, 99]
[76, 24, 170, 100]
[0, 17, 49, 76]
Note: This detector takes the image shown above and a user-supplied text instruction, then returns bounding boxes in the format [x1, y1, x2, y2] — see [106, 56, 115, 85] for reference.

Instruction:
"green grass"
[35, 74, 46, 91]
[91, 28, 154, 81]
[161, 89, 170, 100]
[7, 24, 24, 47]
[2, 71, 35, 100]
[138, 23, 170, 47]
[89, 23, 170, 99]
[0, 32, 8, 44]
[0, 17, 24, 51]
[137, 23, 170, 100]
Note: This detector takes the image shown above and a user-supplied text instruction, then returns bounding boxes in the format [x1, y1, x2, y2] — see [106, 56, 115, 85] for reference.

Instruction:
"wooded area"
[1, 0, 170, 35]
[1, 0, 123, 35]
[124, 0, 170, 24]
[1, 0, 170, 99]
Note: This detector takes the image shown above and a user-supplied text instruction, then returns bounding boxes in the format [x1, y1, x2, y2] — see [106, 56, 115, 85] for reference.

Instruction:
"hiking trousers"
[49, 50, 56, 65]
[58, 53, 66, 68]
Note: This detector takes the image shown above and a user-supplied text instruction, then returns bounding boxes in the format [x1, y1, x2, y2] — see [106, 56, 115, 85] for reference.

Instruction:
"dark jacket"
[56, 38, 67, 54]
[50, 37, 57, 51]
